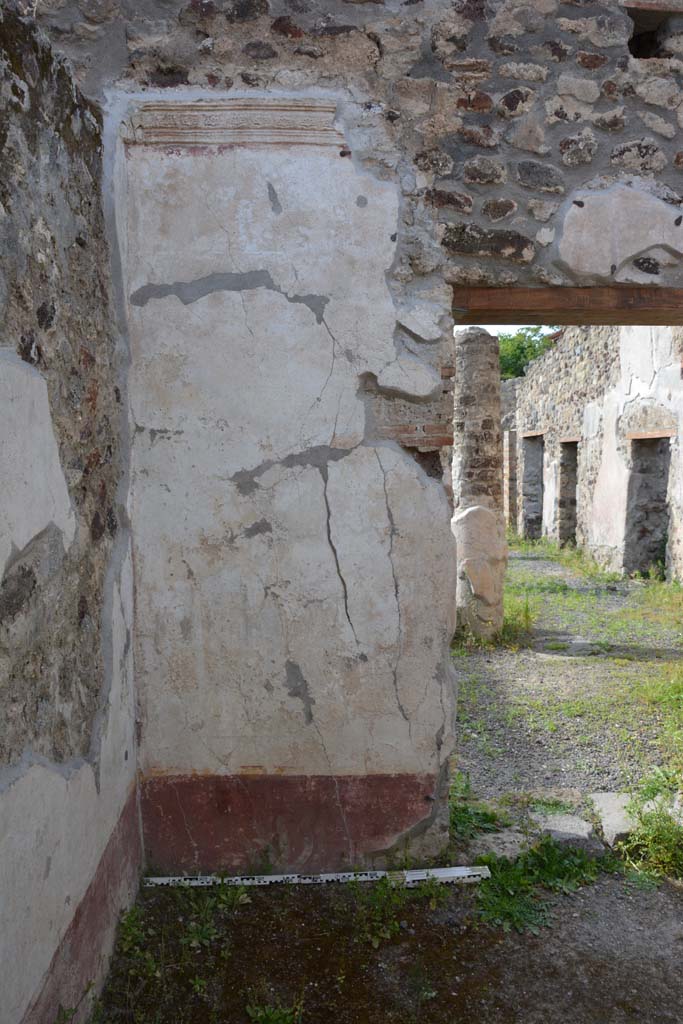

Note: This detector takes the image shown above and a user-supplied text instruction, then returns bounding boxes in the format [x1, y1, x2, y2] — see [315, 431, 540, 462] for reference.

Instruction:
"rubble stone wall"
[0, 8, 140, 1023]
[513, 323, 683, 580]
[32, 0, 683, 293]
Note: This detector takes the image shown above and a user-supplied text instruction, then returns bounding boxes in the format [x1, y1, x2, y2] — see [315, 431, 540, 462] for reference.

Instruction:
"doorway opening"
[624, 435, 672, 576]
[521, 433, 544, 539]
[558, 440, 579, 546]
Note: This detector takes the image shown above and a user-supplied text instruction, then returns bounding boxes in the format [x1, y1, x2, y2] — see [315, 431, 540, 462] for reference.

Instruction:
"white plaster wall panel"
[0, 351, 75, 572]
[542, 453, 559, 540]
[620, 326, 655, 393]
[120, 97, 457, 784]
[587, 395, 629, 559]
[0, 539, 137, 1024]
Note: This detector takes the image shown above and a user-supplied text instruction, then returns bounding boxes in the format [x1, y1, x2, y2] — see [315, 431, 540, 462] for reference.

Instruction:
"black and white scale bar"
[143, 865, 491, 889]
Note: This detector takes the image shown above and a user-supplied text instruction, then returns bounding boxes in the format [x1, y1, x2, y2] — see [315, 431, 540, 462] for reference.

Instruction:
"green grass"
[528, 797, 576, 816]
[475, 837, 603, 933]
[620, 808, 683, 879]
[452, 589, 537, 654]
[507, 533, 620, 584]
[246, 998, 304, 1023]
[629, 664, 683, 772]
[449, 772, 508, 843]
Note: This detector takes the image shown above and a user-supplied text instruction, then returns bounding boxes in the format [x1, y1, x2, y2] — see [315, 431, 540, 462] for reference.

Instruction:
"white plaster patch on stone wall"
[587, 398, 629, 560]
[620, 325, 656, 393]
[542, 452, 559, 538]
[0, 537, 137, 1024]
[554, 183, 683, 285]
[0, 350, 75, 572]
[118, 93, 456, 783]
[583, 401, 603, 440]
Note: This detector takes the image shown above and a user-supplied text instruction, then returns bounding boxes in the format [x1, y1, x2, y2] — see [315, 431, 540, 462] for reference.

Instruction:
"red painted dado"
[22, 787, 142, 1024]
[141, 772, 439, 874]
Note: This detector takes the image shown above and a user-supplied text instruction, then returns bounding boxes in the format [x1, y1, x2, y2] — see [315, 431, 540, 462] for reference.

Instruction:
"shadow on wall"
[624, 437, 672, 575]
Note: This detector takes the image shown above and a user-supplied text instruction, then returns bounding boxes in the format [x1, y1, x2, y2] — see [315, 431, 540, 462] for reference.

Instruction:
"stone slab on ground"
[530, 812, 605, 857]
[589, 791, 636, 847]
[460, 827, 531, 864]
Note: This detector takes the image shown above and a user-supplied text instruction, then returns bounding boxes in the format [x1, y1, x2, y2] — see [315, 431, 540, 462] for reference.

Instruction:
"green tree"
[498, 325, 559, 380]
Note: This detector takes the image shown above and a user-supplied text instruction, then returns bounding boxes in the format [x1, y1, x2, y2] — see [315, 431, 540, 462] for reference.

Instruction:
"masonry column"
[451, 327, 507, 638]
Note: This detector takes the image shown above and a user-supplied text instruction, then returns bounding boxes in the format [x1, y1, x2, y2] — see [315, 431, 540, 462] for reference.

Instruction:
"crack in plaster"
[320, 464, 359, 647]
[129, 270, 329, 324]
[374, 449, 409, 728]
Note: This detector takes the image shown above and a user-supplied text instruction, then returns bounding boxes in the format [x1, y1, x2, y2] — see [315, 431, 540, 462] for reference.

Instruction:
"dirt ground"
[455, 552, 682, 796]
[92, 874, 683, 1024]
[91, 550, 683, 1024]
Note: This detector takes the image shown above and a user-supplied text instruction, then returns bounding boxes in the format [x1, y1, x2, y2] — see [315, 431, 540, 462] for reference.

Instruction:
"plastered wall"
[514, 324, 683, 580]
[113, 92, 457, 872]
[0, 9, 140, 1022]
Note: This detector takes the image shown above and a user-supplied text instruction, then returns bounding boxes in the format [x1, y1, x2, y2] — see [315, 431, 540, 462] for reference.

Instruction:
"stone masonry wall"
[514, 324, 621, 545]
[452, 327, 506, 638]
[32, 0, 683, 293]
[0, 8, 140, 1022]
[514, 324, 683, 580]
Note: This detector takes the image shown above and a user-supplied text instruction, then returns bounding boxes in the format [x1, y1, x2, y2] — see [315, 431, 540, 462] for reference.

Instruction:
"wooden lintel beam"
[452, 286, 683, 326]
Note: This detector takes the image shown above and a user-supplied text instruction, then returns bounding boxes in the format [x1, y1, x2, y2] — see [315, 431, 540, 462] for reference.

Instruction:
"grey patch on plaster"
[130, 271, 329, 324]
[230, 445, 353, 495]
[358, 370, 439, 405]
[284, 660, 316, 724]
[267, 182, 282, 215]
[243, 518, 273, 538]
[356, 195, 368, 208]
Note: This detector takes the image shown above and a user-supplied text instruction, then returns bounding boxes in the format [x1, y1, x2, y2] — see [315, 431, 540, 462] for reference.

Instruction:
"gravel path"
[454, 553, 683, 798]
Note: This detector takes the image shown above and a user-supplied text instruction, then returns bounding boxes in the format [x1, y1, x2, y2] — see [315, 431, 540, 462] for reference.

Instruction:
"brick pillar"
[503, 429, 518, 526]
[451, 327, 507, 638]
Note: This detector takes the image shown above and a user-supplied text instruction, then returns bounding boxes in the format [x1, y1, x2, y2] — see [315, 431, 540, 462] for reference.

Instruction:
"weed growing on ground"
[352, 876, 412, 948]
[620, 808, 683, 879]
[246, 997, 304, 1024]
[635, 765, 680, 803]
[452, 591, 536, 653]
[449, 771, 508, 842]
[352, 872, 452, 949]
[528, 797, 576, 816]
[632, 666, 683, 771]
[450, 801, 503, 841]
[216, 881, 252, 912]
[475, 837, 602, 933]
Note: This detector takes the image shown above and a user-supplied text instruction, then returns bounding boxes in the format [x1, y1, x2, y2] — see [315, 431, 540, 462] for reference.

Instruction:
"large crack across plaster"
[373, 450, 409, 726]
[320, 464, 359, 646]
[129, 270, 329, 324]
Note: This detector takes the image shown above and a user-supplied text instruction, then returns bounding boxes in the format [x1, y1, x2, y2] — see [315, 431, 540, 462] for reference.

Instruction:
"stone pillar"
[503, 429, 518, 527]
[451, 327, 507, 638]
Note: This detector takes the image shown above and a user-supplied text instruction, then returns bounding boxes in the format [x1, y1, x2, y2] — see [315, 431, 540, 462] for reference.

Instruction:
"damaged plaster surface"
[116, 92, 457, 869]
[0, 9, 139, 1023]
[512, 325, 683, 580]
